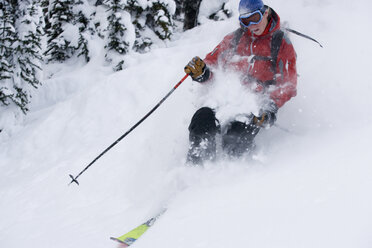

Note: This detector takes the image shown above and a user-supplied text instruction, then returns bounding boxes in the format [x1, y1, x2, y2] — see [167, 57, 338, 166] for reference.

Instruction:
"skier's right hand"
[184, 56, 210, 82]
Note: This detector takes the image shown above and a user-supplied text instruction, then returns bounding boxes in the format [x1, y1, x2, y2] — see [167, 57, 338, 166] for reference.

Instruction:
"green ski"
[110, 209, 166, 247]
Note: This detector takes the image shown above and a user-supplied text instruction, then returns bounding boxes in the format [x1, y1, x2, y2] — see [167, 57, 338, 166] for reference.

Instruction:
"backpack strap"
[270, 30, 284, 80]
[231, 28, 245, 53]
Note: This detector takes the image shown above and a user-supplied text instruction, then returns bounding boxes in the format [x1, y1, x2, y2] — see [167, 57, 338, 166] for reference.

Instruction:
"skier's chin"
[253, 31, 260, 35]
[250, 28, 262, 35]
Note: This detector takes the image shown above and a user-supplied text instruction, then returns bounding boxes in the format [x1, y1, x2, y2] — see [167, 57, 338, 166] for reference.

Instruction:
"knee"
[188, 107, 219, 136]
[225, 121, 248, 135]
[223, 121, 260, 141]
[222, 121, 259, 157]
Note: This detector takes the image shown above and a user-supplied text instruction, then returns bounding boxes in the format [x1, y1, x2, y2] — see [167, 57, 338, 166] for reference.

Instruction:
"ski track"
[1, 1, 372, 248]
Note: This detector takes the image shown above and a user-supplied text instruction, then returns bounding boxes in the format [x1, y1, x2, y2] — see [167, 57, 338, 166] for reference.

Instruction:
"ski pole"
[69, 74, 189, 186]
[285, 28, 323, 48]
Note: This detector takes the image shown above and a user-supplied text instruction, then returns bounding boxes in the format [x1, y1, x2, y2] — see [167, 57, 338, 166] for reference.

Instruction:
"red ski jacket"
[203, 9, 297, 108]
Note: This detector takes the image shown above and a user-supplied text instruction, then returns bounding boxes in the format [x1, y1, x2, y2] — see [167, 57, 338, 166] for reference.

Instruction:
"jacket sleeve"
[270, 35, 297, 108]
[204, 32, 235, 69]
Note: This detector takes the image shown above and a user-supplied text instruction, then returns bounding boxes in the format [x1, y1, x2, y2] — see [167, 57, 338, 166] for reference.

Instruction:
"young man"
[184, 0, 297, 164]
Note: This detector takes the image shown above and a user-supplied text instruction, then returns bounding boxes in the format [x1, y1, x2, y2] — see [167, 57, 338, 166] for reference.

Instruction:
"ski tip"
[68, 174, 79, 186]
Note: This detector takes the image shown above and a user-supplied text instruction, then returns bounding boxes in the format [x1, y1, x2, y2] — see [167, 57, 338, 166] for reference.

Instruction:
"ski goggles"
[239, 8, 265, 28]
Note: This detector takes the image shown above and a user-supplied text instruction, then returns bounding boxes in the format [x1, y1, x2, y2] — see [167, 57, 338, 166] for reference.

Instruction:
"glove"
[253, 111, 276, 128]
[253, 103, 278, 128]
[184, 56, 210, 82]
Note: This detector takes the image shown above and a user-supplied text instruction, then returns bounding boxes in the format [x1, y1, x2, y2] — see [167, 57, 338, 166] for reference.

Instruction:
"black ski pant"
[187, 107, 260, 164]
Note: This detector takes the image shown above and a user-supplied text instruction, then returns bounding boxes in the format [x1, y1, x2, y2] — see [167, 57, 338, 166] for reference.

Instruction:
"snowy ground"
[1, 0, 372, 248]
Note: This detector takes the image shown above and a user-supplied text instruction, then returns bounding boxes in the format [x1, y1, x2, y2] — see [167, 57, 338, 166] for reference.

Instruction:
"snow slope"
[1, 0, 372, 248]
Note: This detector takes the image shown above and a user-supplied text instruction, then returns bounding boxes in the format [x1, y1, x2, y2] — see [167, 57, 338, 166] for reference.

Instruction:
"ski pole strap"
[285, 28, 323, 48]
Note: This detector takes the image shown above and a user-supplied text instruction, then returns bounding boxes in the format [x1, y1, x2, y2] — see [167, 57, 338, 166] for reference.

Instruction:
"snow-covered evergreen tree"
[148, 0, 175, 41]
[104, 0, 132, 71]
[0, 0, 43, 126]
[0, 1, 17, 111]
[124, 0, 151, 53]
[0, 0, 36, 115]
[41, 0, 51, 30]
[74, 0, 94, 62]
[124, 0, 175, 53]
[44, 0, 94, 63]
[44, 0, 77, 62]
[14, 0, 43, 91]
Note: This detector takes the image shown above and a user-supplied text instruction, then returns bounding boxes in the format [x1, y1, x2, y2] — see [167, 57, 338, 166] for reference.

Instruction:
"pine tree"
[14, 0, 43, 90]
[41, 0, 51, 31]
[74, 0, 93, 62]
[125, 0, 152, 53]
[45, 0, 95, 63]
[0, 0, 20, 111]
[148, 0, 174, 41]
[104, 0, 131, 71]
[0, 0, 44, 120]
[44, 0, 77, 62]
[125, 0, 175, 53]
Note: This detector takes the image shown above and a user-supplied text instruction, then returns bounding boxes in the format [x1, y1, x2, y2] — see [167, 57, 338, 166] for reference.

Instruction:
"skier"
[184, 0, 297, 164]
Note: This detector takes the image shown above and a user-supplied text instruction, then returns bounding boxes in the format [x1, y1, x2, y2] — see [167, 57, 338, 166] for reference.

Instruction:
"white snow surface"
[1, 0, 372, 248]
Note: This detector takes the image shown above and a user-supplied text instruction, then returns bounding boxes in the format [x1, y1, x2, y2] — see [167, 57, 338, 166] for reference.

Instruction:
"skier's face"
[248, 9, 269, 35]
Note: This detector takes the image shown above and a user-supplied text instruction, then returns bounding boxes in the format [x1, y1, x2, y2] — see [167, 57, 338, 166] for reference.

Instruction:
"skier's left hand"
[253, 103, 278, 128]
[253, 111, 276, 128]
